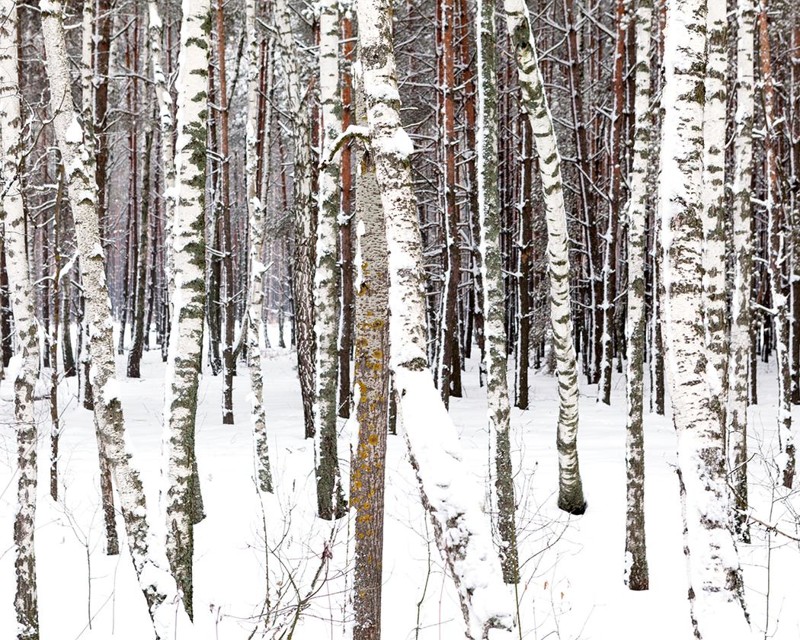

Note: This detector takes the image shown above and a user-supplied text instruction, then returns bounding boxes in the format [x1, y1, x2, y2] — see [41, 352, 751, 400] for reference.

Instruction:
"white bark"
[1, 3, 40, 635]
[504, 0, 586, 514]
[148, 1, 176, 303]
[702, 0, 728, 420]
[40, 2, 192, 636]
[356, 0, 513, 634]
[163, 0, 211, 618]
[313, 0, 347, 518]
[728, 0, 755, 533]
[476, 0, 518, 584]
[659, 0, 752, 636]
[244, 0, 273, 494]
[623, 0, 652, 591]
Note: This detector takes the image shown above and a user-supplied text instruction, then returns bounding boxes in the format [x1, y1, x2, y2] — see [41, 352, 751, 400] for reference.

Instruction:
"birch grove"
[6, 0, 800, 637]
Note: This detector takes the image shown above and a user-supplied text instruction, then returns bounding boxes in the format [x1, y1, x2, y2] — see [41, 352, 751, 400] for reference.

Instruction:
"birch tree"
[728, 0, 755, 536]
[624, 0, 652, 591]
[702, 0, 728, 422]
[148, 0, 175, 309]
[40, 2, 193, 635]
[1, 3, 39, 635]
[245, 0, 273, 493]
[476, 0, 519, 584]
[314, 0, 347, 519]
[163, 0, 211, 618]
[659, 0, 752, 636]
[504, 0, 586, 514]
[355, 0, 513, 634]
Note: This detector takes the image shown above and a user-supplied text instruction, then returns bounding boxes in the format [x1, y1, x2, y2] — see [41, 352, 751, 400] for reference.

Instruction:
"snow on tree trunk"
[244, 0, 273, 494]
[757, 0, 795, 489]
[728, 0, 755, 536]
[314, 0, 347, 520]
[162, 0, 211, 619]
[148, 0, 175, 305]
[1, 4, 40, 636]
[350, 81, 390, 640]
[274, 0, 317, 442]
[40, 2, 193, 636]
[659, 1, 752, 637]
[623, 0, 652, 592]
[476, 0, 519, 585]
[355, 0, 514, 634]
[81, 0, 119, 556]
[702, 0, 728, 424]
[504, 0, 586, 515]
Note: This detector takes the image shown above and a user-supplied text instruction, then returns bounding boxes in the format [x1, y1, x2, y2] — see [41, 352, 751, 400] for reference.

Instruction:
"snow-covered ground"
[0, 334, 798, 639]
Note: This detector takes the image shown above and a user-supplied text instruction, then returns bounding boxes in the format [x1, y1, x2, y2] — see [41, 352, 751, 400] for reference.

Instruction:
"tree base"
[557, 496, 587, 516]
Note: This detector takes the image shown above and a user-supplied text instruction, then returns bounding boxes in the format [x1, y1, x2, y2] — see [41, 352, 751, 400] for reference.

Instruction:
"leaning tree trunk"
[505, 0, 586, 514]
[476, 0, 519, 584]
[0, 4, 40, 635]
[659, 0, 752, 637]
[314, 0, 347, 519]
[40, 2, 193, 635]
[162, 0, 211, 620]
[244, 0, 273, 494]
[355, 0, 514, 635]
[623, 0, 652, 592]
[728, 0, 755, 538]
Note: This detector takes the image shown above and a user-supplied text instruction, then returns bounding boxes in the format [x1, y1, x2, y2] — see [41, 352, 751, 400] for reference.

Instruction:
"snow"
[65, 116, 83, 144]
[0, 336, 798, 639]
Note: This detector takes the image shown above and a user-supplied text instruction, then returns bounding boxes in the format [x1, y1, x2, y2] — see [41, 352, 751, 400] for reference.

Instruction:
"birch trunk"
[624, 0, 652, 591]
[1, 4, 40, 635]
[728, 0, 755, 536]
[315, 0, 347, 519]
[148, 1, 175, 316]
[40, 2, 193, 635]
[163, 0, 211, 619]
[504, 0, 586, 514]
[355, 0, 513, 634]
[476, 0, 519, 584]
[659, 0, 752, 636]
[274, 0, 317, 441]
[702, 0, 729, 423]
[245, 0, 273, 493]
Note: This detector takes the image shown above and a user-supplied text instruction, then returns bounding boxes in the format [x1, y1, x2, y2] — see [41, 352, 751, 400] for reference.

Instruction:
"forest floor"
[0, 331, 798, 639]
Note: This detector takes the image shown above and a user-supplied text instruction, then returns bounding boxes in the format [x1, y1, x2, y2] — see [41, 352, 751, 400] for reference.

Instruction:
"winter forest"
[2, 0, 800, 638]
